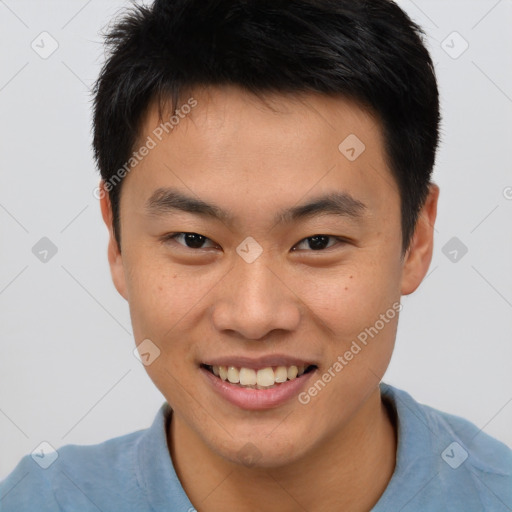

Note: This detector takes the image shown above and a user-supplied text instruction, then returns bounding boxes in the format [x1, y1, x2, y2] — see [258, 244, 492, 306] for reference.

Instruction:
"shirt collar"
[135, 384, 510, 511]
[135, 402, 195, 512]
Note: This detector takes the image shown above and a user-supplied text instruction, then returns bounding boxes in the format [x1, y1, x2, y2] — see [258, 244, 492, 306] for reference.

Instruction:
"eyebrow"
[145, 187, 367, 225]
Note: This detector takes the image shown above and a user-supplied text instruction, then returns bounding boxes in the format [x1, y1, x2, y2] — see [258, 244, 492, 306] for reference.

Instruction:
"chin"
[211, 427, 312, 469]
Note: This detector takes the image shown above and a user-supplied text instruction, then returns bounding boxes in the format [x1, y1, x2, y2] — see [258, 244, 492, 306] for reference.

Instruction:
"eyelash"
[161, 232, 348, 252]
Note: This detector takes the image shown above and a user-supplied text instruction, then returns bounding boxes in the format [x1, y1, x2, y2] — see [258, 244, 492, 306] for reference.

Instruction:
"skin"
[100, 85, 439, 512]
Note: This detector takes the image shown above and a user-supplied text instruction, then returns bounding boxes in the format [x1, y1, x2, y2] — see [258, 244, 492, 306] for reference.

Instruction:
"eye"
[292, 235, 346, 251]
[163, 232, 218, 249]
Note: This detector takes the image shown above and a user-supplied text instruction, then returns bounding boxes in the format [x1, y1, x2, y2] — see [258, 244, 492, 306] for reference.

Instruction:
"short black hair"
[92, 0, 440, 254]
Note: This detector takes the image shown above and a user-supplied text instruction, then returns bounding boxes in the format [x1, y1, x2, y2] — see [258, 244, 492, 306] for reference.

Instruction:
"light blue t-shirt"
[1, 383, 511, 511]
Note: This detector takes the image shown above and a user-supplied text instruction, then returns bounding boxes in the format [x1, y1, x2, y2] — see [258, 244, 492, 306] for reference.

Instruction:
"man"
[1, 0, 511, 510]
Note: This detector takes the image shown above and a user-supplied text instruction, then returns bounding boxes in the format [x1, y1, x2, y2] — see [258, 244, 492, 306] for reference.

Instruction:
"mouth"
[201, 363, 318, 390]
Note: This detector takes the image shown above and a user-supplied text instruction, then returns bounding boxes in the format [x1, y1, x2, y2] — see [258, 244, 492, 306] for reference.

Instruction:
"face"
[101, 85, 437, 468]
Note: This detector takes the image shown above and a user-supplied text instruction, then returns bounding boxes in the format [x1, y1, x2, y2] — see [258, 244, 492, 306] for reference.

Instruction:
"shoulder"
[380, 384, 512, 511]
[422, 400, 512, 471]
[409, 389, 512, 475]
[0, 428, 148, 512]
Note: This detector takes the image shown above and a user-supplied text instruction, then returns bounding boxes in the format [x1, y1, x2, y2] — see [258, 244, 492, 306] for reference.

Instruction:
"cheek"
[294, 257, 401, 339]
[124, 257, 190, 341]
[124, 253, 223, 347]
[123, 256, 214, 401]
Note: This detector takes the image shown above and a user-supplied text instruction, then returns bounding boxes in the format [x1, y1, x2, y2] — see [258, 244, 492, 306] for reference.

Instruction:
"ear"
[99, 181, 128, 300]
[400, 183, 440, 295]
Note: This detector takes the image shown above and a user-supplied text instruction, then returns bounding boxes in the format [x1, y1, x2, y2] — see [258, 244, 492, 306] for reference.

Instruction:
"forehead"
[140, 86, 382, 150]
[123, 86, 399, 225]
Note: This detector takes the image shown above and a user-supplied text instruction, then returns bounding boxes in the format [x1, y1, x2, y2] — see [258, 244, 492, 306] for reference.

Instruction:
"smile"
[202, 364, 317, 389]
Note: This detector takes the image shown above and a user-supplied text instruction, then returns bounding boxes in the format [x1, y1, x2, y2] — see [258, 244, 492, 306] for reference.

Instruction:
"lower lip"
[200, 366, 317, 410]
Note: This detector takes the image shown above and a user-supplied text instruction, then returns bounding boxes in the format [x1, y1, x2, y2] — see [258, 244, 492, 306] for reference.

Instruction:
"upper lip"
[202, 354, 317, 369]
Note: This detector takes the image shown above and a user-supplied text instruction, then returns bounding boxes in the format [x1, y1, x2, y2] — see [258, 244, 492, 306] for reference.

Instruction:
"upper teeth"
[211, 365, 307, 388]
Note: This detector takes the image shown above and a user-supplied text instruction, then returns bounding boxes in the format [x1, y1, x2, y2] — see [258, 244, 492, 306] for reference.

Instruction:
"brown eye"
[293, 235, 343, 251]
[166, 232, 217, 249]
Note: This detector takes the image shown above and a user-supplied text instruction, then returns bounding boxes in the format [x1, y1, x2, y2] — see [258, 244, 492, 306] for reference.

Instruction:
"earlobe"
[99, 181, 128, 300]
[400, 183, 440, 296]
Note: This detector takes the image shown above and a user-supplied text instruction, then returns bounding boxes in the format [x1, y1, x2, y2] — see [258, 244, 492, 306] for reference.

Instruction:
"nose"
[211, 257, 302, 341]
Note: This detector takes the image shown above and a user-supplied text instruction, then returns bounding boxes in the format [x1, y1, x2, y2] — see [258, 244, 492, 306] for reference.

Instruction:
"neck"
[168, 387, 397, 512]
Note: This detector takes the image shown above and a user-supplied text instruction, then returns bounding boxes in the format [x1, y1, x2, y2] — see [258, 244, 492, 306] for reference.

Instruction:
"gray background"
[0, 0, 511, 479]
